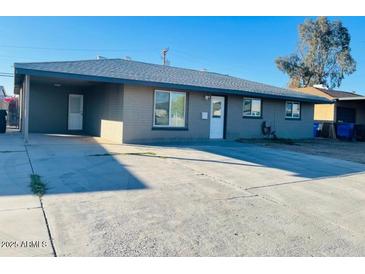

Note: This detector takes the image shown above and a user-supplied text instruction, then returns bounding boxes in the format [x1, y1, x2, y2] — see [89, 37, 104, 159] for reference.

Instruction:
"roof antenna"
[161, 48, 170, 65]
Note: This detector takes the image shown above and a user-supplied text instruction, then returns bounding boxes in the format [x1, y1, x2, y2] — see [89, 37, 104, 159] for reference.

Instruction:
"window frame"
[242, 97, 262, 118]
[153, 90, 187, 128]
[285, 101, 301, 120]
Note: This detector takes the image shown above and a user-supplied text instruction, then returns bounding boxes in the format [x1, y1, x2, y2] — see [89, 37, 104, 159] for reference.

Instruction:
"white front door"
[209, 96, 225, 139]
[68, 94, 83, 130]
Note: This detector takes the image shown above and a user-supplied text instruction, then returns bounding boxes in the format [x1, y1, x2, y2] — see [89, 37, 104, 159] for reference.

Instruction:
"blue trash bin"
[336, 123, 354, 140]
[313, 122, 320, 137]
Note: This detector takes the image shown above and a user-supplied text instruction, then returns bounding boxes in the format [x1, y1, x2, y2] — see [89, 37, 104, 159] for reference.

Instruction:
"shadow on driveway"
[2, 134, 365, 197]
[141, 140, 365, 179]
[0, 133, 148, 196]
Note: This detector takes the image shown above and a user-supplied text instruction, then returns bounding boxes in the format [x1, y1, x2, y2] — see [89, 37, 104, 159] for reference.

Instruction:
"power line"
[0, 72, 13, 78]
[0, 44, 156, 53]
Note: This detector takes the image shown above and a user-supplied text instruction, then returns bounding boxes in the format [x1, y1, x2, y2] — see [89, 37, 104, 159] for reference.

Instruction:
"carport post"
[18, 86, 23, 131]
[23, 75, 30, 144]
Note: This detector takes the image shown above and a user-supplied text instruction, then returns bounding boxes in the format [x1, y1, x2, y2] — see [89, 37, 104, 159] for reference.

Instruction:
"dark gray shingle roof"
[15, 58, 329, 102]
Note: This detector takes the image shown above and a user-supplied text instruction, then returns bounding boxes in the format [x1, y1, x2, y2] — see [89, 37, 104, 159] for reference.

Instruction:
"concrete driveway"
[2, 133, 365, 256]
[0, 132, 54, 256]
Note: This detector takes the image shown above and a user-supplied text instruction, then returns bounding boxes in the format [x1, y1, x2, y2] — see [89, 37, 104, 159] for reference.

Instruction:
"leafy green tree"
[275, 17, 356, 88]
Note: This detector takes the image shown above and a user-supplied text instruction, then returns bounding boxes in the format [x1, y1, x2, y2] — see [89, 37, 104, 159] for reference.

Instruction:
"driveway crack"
[24, 144, 57, 257]
[0, 206, 41, 212]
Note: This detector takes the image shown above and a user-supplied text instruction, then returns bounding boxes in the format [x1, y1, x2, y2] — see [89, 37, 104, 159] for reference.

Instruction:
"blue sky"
[0, 16, 364, 95]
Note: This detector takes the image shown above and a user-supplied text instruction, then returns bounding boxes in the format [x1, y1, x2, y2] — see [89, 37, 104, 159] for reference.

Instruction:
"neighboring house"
[0, 86, 7, 110]
[0, 86, 5, 96]
[293, 86, 365, 124]
[14, 59, 328, 143]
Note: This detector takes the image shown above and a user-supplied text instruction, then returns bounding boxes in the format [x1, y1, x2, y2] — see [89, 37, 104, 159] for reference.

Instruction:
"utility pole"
[161, 48, 169, 65]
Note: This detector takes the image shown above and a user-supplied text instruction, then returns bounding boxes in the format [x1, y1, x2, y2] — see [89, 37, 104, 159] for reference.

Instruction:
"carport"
[335, 97, 365, 124]
[335, 96, 365, 140]
[14, 73, 124, 143]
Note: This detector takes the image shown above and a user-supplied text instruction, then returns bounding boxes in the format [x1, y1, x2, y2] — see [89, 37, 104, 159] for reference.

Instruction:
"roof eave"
[14, 67, 330, 103]
[336, 97, 365, 101]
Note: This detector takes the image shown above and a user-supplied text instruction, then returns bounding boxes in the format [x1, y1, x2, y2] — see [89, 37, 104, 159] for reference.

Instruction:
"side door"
[68, 94, 84, 130]
[209, 96, 225, 139]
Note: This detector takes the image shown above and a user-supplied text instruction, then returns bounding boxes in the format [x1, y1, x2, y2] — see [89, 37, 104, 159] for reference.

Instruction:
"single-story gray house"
[14, 59, 329, 143]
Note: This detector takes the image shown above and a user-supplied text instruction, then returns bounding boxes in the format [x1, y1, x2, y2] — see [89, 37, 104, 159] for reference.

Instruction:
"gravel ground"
[239, 138, 365, 165]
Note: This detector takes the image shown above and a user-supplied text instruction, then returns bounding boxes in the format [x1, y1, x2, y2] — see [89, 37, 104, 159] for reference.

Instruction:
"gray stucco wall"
[28, 80, 314, 142]
[84, 83, 124, 142]
[122, 85, 211, 143]
[122, 85, 315, 143]
[226, 96, 314, 139]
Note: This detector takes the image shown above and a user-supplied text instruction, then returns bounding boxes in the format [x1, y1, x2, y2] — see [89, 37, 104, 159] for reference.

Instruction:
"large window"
[285, 101, 301, 119]
[154, 90, 186, 127]
[243, 98, 262, 117]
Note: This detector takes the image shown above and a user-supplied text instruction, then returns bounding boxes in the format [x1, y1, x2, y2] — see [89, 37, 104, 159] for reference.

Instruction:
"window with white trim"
[285, 101, 301, 119]
[243, 98, 262, 117]
[154, 90, 186, 127]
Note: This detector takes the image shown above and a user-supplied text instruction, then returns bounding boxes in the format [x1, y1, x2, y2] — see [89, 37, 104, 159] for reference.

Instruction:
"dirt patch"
[238, 138, 365, 164]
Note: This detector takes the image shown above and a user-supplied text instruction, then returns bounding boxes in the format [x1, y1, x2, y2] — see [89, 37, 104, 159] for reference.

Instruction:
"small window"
[285, 101, 301, 119]
[243, 98, 262, 117]
[212, 101, 222, 118]
[154, 90, 186, 127]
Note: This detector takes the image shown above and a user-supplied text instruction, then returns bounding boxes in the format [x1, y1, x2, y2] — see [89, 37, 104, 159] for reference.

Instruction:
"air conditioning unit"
[313, 84, 328, 90]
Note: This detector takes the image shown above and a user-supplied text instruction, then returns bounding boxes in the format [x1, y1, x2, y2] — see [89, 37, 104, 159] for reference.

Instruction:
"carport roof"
[336, 97, 365, 101]
[14, 58, 330, 103]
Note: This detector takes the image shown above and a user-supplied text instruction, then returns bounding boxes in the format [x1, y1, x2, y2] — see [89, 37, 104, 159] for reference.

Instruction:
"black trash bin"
[0, 109, 7, 133]
[355, 124, 365, 141]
